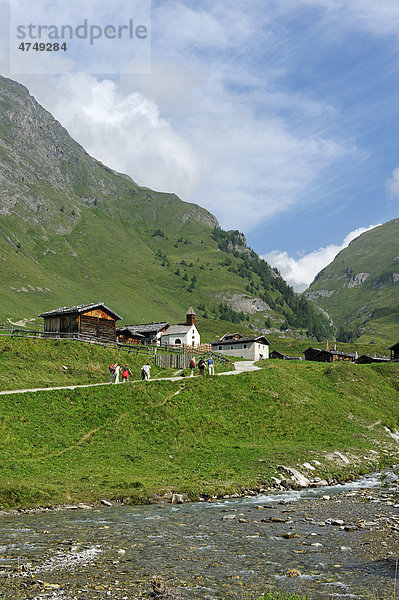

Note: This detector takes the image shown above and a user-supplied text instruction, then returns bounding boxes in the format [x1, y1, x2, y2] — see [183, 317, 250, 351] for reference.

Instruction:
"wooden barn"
[389, 342, 399, 361]
[39, 302, 122, 343]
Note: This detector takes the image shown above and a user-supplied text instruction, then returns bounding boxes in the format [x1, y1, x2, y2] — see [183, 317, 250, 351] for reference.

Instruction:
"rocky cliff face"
[0, 76, 218, 232]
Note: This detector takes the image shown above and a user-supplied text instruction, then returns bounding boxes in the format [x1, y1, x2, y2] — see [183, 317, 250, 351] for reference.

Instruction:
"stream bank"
[1, 470, 399, 600]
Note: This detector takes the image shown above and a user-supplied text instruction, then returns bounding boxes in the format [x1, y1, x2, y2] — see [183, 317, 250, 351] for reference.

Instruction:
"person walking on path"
[198, 357, 206, 376]
[207, 357, 215, 375]
[109, 362, 116, 383]
[114, 363, 121, 384]
[189, 357, 196, 377]
[142, 363, 151, 381]
[122, 364, 131, 383]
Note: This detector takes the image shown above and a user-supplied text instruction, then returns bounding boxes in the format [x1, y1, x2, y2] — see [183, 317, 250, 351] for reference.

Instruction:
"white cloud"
[0, 0, 394, 233]
[387, 167, 399, 198]
[27, 73, 203, 198]
[263, 224, 380, 292]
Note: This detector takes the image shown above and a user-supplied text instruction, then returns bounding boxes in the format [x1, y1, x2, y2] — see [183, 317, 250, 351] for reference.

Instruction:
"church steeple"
[186, 306, 196, 326]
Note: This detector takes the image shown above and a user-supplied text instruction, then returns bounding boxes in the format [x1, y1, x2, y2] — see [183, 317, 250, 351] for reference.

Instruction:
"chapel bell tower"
[186, 306, 196, 326]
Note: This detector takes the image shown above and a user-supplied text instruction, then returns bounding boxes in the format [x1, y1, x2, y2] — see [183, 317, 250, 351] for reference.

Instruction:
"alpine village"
[1, 76, 399, 600]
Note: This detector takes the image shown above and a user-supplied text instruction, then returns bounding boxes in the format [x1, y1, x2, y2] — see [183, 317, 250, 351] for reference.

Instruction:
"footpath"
[0, 361, 261, 396]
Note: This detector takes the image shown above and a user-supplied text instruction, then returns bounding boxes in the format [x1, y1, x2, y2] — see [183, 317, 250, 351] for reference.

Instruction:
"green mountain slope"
[305, 219, 399, 343]
[0, 75, 330, 339]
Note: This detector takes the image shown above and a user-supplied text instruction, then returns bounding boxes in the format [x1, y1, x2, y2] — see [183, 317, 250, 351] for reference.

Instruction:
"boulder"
[279, 466, 310, 488]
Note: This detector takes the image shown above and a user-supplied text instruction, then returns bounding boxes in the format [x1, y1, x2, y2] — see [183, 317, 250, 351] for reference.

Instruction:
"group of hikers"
[109, 362, 151, 384]
[108, 355, 215, 384]
[189, 355, 214, 376]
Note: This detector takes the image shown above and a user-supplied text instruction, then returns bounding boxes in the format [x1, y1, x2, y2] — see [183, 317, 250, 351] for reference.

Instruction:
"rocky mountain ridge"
[305, 218, 399, 342]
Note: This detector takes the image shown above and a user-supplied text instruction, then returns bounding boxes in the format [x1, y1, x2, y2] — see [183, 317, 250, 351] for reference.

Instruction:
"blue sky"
[1, 0, 398, 289]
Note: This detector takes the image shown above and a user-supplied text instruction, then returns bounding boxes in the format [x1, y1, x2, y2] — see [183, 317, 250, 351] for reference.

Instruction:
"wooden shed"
[389, 342, 399, 361]
[303, 347, 322, 361]
[356, 354, 390, 364]
[315, 350, 356, 363]
[39, 302, 122, 343]
[117, 322, 169, 345]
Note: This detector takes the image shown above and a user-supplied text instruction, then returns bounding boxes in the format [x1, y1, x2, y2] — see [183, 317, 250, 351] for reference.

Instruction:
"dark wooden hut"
[270, 350, 302, 360]
[117, 322, 169, 345]
[39, 302, 122, 343]
[303, 347, 322, 361]
[316, 350, 356, 363]
[389, 342, 399, 361]
[356, 354, 390, 364]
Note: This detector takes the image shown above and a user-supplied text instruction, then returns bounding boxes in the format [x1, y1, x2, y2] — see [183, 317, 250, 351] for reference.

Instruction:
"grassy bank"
[1, 359, 398, 508]
[0, 337, 230, 391]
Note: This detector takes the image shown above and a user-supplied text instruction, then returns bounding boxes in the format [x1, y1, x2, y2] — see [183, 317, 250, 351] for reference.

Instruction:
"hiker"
[122, 364, 131, 383]
[189, 356, 196, 377]
[198, 357, 206, 376]
[114, 362, 121, 384]
[109, 362, 116, 383]
[142, 362, 151, 381]
[207, 356, 215, 375]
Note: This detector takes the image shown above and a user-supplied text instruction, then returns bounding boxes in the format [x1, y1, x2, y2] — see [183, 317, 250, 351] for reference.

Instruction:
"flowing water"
[1, 472, 399, 600]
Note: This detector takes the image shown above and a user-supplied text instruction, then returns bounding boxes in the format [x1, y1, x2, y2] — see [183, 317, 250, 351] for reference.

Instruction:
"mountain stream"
[1, 472, 399, 600]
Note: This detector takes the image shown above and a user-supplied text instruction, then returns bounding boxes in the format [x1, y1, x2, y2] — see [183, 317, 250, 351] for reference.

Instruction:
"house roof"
[117, 327, 144, 338]
[304, 347, 322, 353]
[219, 332, 242, 341]
[120, 322, 169, 335]
[39, 302, 122, 321]
[186, 306, 196, 315]
[389, 342, 399, 350]
[211, 336, 270, 346]
[162, 324, 193, 335]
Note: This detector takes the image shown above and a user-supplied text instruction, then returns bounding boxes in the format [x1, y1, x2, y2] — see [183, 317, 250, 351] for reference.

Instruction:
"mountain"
[305, 219, 399, 343]
[0, 75, 331, 339]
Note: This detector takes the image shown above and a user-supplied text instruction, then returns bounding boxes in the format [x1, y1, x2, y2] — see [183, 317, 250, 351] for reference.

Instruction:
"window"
[218, 346, 222, 350]
[243, 344, 247, 348]
[175, 339, 181, 345]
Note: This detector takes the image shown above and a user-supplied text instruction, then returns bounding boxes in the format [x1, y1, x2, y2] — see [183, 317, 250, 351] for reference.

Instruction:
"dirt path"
[0, 361, 261, 396]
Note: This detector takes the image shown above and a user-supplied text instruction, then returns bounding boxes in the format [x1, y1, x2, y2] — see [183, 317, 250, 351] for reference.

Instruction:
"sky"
[0, 0, 398, 290]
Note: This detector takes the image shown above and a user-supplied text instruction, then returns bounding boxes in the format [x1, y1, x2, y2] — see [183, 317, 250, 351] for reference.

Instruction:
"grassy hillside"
[0, 334, 392, 394]
[0, 75, 331, 340]
[1, 356, 398, 508]
[0, 337, 232, 391]
[305, 219, 399, 343]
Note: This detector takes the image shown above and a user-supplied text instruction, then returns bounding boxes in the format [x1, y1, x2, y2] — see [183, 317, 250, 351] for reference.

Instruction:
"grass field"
[1, 348, 398, 509]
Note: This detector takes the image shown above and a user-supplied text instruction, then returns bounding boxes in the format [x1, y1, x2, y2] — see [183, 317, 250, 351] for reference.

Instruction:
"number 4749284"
[18, 42, 67, 51]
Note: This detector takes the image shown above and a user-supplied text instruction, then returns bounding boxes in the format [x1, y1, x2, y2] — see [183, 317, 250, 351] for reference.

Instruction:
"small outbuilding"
[117, 322, 169, 345]
[211, 334, 269, 360]
[270, 350, 302, 360]
[314, 350, 356, 363]
[303, 347, 322, 361]
[356, 354, 390, 364]
[39, 302, 122, 343]
[389, 342, 399, 361]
